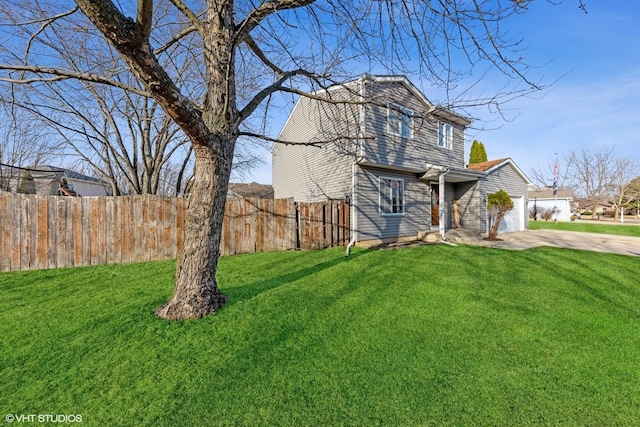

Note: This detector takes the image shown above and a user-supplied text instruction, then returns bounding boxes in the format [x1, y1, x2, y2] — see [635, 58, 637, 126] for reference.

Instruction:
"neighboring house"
[528, 189, 574, 222]
[227, 182, 274, 199]
[577, 200, 614, 217]
[0, 164, 110, 196]
[272, 74, 530, 245]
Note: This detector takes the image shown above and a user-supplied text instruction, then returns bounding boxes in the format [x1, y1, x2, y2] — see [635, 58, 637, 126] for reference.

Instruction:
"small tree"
[469, 140, 488, 164]
[487, 190, 513, 240]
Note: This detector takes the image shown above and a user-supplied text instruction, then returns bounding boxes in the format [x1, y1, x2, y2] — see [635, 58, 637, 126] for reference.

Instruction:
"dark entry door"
[431, 183, 439, 226]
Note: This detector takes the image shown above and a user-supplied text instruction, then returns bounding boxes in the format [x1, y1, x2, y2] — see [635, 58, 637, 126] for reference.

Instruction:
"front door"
[431, 183, 439, 226]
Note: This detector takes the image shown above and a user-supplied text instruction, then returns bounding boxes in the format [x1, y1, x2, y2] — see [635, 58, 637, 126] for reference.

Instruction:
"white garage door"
[499, 196, 524, 233]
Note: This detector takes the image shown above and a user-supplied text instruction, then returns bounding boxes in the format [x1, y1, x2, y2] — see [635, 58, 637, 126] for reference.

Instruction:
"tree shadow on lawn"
[221, 249, 370, 306]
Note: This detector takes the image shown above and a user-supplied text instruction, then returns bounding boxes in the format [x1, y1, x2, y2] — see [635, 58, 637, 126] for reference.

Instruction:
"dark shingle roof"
[466, 158, 509, 172]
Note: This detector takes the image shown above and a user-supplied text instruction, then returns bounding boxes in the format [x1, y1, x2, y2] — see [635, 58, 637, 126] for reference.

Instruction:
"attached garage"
[499, 195, 525, 233]
[467, 158, 531, 235]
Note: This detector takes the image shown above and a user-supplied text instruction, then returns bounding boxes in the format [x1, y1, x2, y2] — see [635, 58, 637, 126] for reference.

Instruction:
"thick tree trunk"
[155, 143, 233, 320]
[154, 0, 237, 320]
[75, 0, 239, 320]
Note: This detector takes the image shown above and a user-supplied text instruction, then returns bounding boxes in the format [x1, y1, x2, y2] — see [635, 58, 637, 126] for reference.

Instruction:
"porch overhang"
[419, 163, 484, 183]
[356, 161, 484, 183]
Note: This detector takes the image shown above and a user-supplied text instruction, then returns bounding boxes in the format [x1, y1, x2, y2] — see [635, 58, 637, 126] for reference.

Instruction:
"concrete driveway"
[479, 229, 640, 257]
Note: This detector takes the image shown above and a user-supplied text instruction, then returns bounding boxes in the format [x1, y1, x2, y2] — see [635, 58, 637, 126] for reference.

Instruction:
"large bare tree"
[0, 106, 61, 169]
[0, 1, 265, 196]
[565, 146, 616, 219]
[609, 156, 638, 222]
[0, 0, 577, 319]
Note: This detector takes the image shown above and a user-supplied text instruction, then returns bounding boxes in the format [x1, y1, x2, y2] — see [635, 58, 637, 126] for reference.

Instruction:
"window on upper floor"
[387, 103, 413, 139]
[438, 121, 453, 149]
[379, 176, 404, 215]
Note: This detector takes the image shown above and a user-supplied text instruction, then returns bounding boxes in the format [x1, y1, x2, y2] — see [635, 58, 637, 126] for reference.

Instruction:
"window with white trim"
[387, 103, 413, 139]
[379, 177, 404, 215]
[438, 121, 453, 149]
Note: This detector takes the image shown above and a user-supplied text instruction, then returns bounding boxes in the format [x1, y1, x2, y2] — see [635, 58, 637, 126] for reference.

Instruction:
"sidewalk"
[477, 229, 640, 257]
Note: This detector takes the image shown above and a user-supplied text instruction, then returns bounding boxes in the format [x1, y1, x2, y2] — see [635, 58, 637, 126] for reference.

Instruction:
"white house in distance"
[528, 189, 574, 222]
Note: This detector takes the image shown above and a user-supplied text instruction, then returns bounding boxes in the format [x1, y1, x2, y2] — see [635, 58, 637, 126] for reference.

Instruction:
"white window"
[379, 177, 404, 215]
[388, 104, 413, 139]
[438, 121, 453, 149]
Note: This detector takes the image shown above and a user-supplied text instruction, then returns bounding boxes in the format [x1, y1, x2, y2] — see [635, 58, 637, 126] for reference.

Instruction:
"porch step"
[445, 228, 484, 244]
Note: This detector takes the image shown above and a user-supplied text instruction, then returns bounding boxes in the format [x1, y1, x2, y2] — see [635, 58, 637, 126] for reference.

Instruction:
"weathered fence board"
[0, 194, 349, 272]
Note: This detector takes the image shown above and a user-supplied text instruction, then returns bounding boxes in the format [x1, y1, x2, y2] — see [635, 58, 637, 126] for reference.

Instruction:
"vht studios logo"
[5, 414, 83, 423]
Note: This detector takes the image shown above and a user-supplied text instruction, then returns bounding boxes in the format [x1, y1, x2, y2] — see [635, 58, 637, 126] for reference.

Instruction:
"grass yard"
[2, 245, 640, 426]
[529, 219, 640, 237]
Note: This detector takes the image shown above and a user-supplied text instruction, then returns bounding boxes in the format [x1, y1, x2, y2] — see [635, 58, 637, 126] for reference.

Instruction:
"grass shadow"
[221, 249, 370, 305]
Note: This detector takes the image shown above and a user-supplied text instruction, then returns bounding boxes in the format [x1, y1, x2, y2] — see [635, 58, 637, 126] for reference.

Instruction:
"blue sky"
[240, 1, 640, 185]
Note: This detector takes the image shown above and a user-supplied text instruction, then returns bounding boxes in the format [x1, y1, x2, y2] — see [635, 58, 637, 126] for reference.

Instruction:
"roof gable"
[468, 158, 532, 185]
[364, 75, 472, 126]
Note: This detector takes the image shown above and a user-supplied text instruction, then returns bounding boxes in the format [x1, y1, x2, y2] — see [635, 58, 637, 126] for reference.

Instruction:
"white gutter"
[439, 167, 451, 240]
[345, 160, 358, 256]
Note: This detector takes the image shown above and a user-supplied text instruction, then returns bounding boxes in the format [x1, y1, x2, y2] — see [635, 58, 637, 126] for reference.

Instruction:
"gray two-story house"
[273, 74, 530, 245]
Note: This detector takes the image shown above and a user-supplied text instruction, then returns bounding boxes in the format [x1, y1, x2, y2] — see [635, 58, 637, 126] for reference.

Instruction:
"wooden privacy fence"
[0, 193, 350, 272]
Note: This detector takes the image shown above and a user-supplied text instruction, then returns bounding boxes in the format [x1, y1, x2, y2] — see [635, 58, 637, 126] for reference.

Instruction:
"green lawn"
[2, 245, 639, 426]
[529, 219, 640, 237]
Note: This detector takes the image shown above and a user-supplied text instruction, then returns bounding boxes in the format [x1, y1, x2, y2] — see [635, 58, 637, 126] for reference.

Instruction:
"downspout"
[439, 167, 451, 241]
[346, 74, 369, 257]
[345, 160, 358, 256]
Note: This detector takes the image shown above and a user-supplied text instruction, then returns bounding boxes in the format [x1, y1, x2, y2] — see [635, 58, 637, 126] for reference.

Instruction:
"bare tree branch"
[237, 69, 325, 124]
[75, 0, 210, 148]
[155, 25, 198, 55]
[167, 0, 203, 34]
[0, 65, 152, 97]
[235, 0, 315, 45]
[24, 6, 80, 64]
[240, 131, 375, 148]
[243, 35, 283, 74]
[136, 0, 154, 43]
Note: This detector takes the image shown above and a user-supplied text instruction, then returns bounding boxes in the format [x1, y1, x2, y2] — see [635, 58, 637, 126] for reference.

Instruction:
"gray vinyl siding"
[443, 182, 456, 230]
[454, 181, 482, 232]
[479, 163, 529, 231]
[361, 82, 467, 171]
[356, 166, 431, 241]
[273, 90, 360, 202]
[273, 144, 353, 202]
